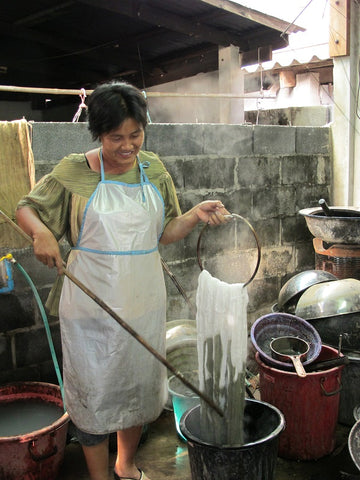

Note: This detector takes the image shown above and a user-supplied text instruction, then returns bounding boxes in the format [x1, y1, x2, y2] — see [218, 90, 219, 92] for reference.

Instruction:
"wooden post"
[329, 0, 350, 57]
[218, 45, 245, 123]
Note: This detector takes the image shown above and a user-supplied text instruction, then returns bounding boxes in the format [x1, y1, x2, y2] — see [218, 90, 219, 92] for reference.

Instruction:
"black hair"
[87, 81, 148, 141]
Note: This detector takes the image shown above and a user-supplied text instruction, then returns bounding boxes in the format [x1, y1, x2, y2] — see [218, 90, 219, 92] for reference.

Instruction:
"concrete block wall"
[0, 122, 331, 384]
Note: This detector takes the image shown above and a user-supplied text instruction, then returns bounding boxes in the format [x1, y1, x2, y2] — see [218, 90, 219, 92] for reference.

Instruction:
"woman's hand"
[16, 206, 64, 275]
[160, 200, 230, 244]
[194, 200, 230, 225]
[32, 229, 64, 275]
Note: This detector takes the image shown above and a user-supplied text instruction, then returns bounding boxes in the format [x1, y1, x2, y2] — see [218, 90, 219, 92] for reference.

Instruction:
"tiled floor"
[58, 408, 359, 480]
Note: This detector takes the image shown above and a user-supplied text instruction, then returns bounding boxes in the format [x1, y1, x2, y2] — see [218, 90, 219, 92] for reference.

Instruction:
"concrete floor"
[58, 408, 360, 480]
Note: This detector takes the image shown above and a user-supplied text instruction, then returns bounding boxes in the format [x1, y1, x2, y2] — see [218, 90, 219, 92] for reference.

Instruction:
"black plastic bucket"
[180, 398, 285, 480]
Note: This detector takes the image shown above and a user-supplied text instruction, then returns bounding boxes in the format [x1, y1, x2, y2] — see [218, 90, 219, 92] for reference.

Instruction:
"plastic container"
[0, 382, 69, 480]
[180, 399, 285, 480]
[168, 370, 200, 441]
[256, 345, 343, 460]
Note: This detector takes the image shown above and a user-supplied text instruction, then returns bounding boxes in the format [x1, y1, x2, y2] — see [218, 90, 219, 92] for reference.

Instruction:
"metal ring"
[196, 213, 261, 287]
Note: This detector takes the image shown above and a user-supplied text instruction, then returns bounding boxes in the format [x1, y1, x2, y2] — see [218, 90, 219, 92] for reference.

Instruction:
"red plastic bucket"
[256, 345, 343, 460]
[0, 382, 69, 480]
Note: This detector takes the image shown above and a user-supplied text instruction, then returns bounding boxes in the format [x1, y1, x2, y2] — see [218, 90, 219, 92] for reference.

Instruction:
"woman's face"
[100, 117, 145, 174]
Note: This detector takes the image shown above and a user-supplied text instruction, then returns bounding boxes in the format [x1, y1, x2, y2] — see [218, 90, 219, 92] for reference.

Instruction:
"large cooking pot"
[299, 206, 360, 244]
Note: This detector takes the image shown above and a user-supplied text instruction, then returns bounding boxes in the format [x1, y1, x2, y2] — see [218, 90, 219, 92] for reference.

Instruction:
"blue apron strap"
[99, 149, 105, 181]
[138, 157, 150, 202]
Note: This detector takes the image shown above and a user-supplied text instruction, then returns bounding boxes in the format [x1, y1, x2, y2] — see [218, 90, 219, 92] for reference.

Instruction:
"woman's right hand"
[16, 206, 64, 276]
[33, 229, 64, 275]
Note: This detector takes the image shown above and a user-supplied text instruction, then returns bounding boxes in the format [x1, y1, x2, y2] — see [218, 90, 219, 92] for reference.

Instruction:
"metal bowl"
[295, 278, 360, 320]
[250, 313, 322, 371]
[349, 419, 360, 472]
[299, 206, 360, 244]
[278, 270, 338, 312]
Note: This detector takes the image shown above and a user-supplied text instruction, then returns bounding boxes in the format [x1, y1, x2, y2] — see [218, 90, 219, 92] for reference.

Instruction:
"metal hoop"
[196, 213, 261, 288]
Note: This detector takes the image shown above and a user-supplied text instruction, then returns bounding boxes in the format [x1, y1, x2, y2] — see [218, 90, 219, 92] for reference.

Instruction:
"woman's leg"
[114, 425, 143, 479]
[82, 436, 110, 480]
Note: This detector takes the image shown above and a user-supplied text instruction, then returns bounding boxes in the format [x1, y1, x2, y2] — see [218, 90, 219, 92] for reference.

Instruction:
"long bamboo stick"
[0, 209, 223, 417]
[0, 84, 274, 99]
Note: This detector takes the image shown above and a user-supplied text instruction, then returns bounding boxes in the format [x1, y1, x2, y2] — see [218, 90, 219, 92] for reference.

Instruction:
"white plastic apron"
[59, 154, 167, 434]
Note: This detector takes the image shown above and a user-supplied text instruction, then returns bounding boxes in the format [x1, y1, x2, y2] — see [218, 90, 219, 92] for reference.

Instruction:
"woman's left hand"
[195, 200, 230, 225]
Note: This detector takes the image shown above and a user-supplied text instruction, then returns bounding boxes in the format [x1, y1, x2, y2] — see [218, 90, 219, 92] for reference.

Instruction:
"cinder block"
[31, 122, 98, 162]
[295, 242, 316, 271]
[281, 156, 319, 185]
[296, 127, 330, 154]
[0, 335, 12, 370]
[248, 277, 280, 312]
[145, 124, 205, 156]
[237, 156, 280, 187]
[252, 218, 280, 247]
[257, 246, 294, 278]
[0, 291, 35, 331]
[254, 125, 296, 155]
[182, 156, 236, 190]
[282, 216, 312, 244]
[252, 186, 296, 219]
[15, 324, 61, 368]
[203, 124, 253, 155]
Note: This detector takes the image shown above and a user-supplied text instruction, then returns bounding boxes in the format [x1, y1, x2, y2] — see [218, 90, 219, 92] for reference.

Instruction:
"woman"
[16, 81, 229, 480]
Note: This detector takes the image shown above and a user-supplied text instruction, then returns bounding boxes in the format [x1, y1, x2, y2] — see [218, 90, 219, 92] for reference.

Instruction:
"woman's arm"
[160, 200, 229, 245]
[16, 206, 64, 275]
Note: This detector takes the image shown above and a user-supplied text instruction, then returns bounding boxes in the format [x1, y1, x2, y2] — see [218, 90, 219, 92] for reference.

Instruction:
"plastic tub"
[168, 371, 200, 441]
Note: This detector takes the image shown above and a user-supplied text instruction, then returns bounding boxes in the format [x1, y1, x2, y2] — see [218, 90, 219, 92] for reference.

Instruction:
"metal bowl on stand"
[299, 206, 360, 244]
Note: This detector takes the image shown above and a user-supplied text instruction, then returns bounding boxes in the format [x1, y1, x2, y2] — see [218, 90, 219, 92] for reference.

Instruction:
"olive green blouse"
[17, 150, 181, 314]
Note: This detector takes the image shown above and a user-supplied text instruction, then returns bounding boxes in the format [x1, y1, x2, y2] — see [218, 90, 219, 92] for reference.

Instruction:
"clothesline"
[0, 84, 274, 99]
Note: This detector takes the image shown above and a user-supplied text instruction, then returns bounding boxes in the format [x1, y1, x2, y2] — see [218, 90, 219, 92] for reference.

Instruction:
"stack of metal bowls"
[274, 270, 338, 314]
[295, 278, 360, 351]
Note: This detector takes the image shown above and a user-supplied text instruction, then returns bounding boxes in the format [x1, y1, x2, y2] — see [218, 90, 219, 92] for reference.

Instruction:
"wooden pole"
[0, 84, 274, 99]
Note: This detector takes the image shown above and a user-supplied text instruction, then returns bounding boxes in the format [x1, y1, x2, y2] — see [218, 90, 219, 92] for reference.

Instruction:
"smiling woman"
[87, 119, 145, 175]
[15, 80, 230, 480]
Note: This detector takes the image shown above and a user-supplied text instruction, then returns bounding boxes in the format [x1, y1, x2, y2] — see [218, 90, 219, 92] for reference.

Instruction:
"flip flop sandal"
[114, 468, 150, 480]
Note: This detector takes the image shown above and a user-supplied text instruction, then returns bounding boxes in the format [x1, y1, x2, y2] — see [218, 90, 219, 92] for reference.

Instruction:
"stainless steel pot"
[299, 206, 360, 244]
